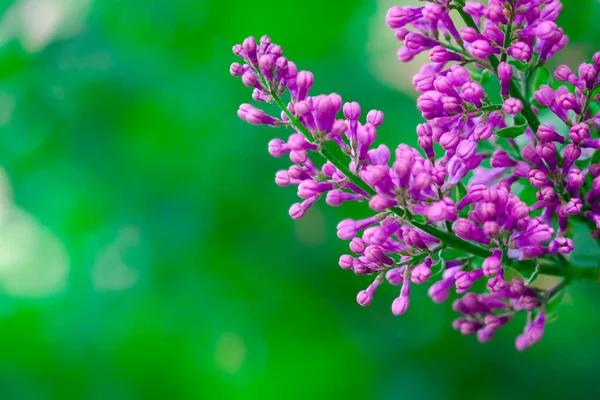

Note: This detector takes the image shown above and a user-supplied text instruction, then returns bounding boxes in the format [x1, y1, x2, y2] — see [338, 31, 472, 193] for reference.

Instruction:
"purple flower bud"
[498, 62, 512, 97]
[337, 219, 357, 240]
[422, 3, 444, 20]
[487, 275, 507, 293]
[357, 124, 377, 158]
[482, 250, 502, 277]
[457, 184, 486, 209]
[519, 295, 540, 312]
[482, 23, 503, 45]
[241, 70, 261, 90]
[349, 238, 365, 254]
[534, 85, 555, 106]
[417, 91, 443, 118]
[474, 124, 493, 140]
[418, 136, 434, 159]
[268, 138, 290, 157]
[288, 133, 316, 151]
[528, 169, 547, 188]
[392, 275, 411, 315]
[536, 21, 560, 42]
[326, 190, 362, 206]
[402, 228, 427, 249]
[405, 32, 437, 50]
[578, 63, 598, 89]
[447, 65, 472, 86]
[442, 96, 463, 114]
[339, 254, 354, 270]
[567, 168, 584, 188]
[411, 259, 432, 284]
[433, 76, 457, 96]
[536, 124, 565, 143]
[439, 131, 459, 151]
[564, 144, 581, 168]
[455, 269, 484, 294]
[549, 237, 574, 254]
[428, 271, 457, 303]
[366, 110, 384, 127]
[515, 334, 529, 351]
[298, 179, 332, 199]
[582, 139, 600, 149]
[471, 39, 498, 58]
[536, 186, 557, 203]
[526, 312, 546, 347]
[556, 91, 582, 114]
[412, 72, 435, 92]
[289, 196, 317, 220]
[503, 98, 523, 115]
[385, 6, 422, 29]
[564, 198, 583, 215]
[429, 46, 462, 63]
[461, 27, 479, 43]
[343, 101, 361, 120]
[367, 145, 391, 165]
[356, 278, 382, 307]
[386, 267, 405, 285]
[593, 52, 600, 68]
[536, 141, 558, 170]
[369, 194, 397, 212]
[477, 328, 494, 343]
[296, 71, 314, 101]
[491, 150, 516, 168]
[509, 41, 532, 62]
[230, 62, 247, 77]
[242, 36, 258, 63]
[515, 225, 554, 247]
[453, 318, 482, 335]
[484, 3, 507, 24]
[553, 65, 570, 81]
[365, 245, 394, 265]
[361, 165, 388, 185]
[569, 123, 590, 144]
[461, 81, 485, 107]
[457, 139, 477, 161]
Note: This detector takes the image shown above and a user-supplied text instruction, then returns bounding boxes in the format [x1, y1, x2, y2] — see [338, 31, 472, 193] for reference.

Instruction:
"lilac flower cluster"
[387, 0, 566, 66]
[230, 0, 600, 350]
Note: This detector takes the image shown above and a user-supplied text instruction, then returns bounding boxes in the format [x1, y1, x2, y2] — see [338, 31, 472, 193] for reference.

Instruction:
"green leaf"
[469, 68, 491, 84]
[514, 114, 527, 126]
[438, 248, 467, 263]
[455, 182, 467, 204]
[592, 146, 600, 164]
[589, 101, 600, 117]
[545, 286, 566, 321]
[570, 220, 600, 265]
[480, 70, 491, 84]
[495, 123, 527, 138]
[525, 259, 541, 285]
[531, 65, 550, 92]
[509, 59, 530, 72]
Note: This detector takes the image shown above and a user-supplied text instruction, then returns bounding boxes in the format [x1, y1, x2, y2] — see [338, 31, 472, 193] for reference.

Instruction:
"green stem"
[500, 4, 516, 64]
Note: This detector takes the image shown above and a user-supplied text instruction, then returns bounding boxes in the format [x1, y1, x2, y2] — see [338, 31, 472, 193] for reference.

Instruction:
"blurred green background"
[0, 0, 600, 398]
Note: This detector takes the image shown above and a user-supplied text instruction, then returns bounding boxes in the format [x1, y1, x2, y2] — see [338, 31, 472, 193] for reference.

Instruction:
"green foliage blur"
[0, 0, 599, 398]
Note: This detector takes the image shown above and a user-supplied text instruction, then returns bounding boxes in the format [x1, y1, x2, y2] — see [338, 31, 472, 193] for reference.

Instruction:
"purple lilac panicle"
[231, 0, 600, 351]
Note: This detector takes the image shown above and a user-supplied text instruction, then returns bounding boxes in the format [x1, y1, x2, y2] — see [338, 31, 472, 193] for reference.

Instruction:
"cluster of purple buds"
[231, 0, 600, 351]
[387, 0, 566, 67]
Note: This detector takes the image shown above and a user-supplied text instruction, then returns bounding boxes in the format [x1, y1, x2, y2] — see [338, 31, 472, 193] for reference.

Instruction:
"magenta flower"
[230, 0, 600, 351]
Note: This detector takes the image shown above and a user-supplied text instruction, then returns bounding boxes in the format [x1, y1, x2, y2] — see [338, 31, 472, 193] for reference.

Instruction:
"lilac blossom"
[230, 0, 600, 351]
